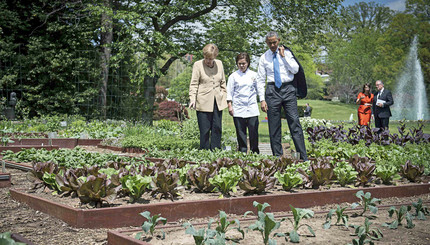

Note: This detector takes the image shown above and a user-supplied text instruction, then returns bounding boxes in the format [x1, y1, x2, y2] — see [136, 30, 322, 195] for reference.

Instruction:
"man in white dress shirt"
[227, 52, 260, 153]
[256, 31, 308, 160]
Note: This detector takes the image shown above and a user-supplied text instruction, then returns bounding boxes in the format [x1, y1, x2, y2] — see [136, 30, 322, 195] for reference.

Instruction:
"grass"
[189, 100, 430, 143]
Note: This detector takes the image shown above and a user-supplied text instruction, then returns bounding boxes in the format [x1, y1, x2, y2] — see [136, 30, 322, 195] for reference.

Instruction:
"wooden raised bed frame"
[10, 183, 430, 229]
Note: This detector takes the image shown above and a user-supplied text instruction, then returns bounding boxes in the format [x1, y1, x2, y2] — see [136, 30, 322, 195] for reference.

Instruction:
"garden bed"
[108, 197, 430, 245]
[10, 183, 430, 229]
[0, 145, 60, 153]
[7, 138, 102, 149]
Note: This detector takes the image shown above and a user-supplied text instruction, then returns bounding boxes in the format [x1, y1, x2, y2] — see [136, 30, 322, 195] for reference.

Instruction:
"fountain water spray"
[392, 36, 429, 120]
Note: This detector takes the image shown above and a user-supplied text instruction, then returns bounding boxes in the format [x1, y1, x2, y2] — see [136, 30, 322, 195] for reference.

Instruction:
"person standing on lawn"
[372, 80, 394, 132]
[189, 44, 228, 150]
[256, 31, 308, 160]
[356, 83, 374, 126]
[226, 52, 260, 154]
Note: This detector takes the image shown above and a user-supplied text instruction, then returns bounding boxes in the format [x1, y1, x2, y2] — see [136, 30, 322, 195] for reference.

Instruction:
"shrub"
[153, 100, 189, 121]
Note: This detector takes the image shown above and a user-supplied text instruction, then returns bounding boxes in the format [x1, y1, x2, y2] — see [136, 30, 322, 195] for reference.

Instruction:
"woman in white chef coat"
[226, 52, 261, 153]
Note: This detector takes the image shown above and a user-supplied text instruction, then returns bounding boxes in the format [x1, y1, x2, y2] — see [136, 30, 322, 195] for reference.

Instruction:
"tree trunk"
[100, 0, 113, 119]
[142, 75, 158, 125]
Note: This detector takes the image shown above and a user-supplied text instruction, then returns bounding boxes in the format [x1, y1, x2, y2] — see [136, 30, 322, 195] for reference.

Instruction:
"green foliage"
[209, 166, 242, 196]
[382, 205, 414, 229]
[323, 205, 349, 229]
[274, 167, 303, 191]
[351, 191, 381, 216]
[77, 175, 119, 208]
[352, 218, 383, 241]
[0, 232, 26, 245]
[245, 201, 283, 245]
[333, 161, 358, 187]
[374, 163, 401, 185]
[214, 211, 244, 241]
[135, 211, 167, 240]
[285, 205, 315, 243]
[412, 198, 430, 220]
[120, 175, 152, 203]
[150, 171, 180, 201]
[168, 66, 192, 104]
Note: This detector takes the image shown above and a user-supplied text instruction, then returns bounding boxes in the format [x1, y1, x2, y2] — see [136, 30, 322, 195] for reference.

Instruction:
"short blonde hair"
[202, 44, 219, 59]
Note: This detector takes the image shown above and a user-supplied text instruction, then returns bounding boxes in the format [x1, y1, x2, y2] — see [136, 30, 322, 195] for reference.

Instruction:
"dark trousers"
[233, 116, 259, 154]
[266, 83, 308, 160]
[374, 114, 390, 132]
[196, 101, 222, 150]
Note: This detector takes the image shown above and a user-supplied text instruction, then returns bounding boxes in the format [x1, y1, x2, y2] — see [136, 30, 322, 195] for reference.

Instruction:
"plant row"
[23, 152, 426, 207]
[135, 191, 429, 244]
[306, 121, 429, 146]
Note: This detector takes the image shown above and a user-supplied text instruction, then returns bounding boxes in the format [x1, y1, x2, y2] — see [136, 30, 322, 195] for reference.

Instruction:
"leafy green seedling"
[348, 232, 375, 245]
[412, 198, 429, 220]
[215, 210, 244, 241]
[374, 164, 400, 185]
[382, 205, 414, 229]
[136, 211, 167, 240]
[285, 205, 315, 243]
[120, 174, 152, 203]
[352, 218, 383, 241]
[333, 161, 357, 187]
[323, 205, 349, 229]
[351, 191, 381, 216]
[209, 166, 242, 195]
[244, 201, 283, 245]
[183, 220, 222, 245]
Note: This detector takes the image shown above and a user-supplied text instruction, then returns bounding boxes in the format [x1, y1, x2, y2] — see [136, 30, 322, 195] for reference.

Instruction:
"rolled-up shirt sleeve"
[281, 50, 299, 74]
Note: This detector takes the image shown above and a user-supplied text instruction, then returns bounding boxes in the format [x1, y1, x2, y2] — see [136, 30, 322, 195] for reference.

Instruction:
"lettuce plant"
[187, 164, 217, 192]
[135, 211, 167, 240]
[274, 167, 303, 191]
[298, 157, 334, 189]
[351, 191, 381, 216]
[150, 171, 180, 200]
[374, 164, 400, 185]
[412, 198, 429, 220]
[323, 205, 349, 229]
[244, 201, 283, 245]
[77, 174, 119, 207]
[349, 155, 375, 187]
[120, 174, 152, 202]
[238, 167, 276, 194]
[333, 161, 357, 187]
[209, 165, 242, 196]
[382, 205, 414, 229]
[401, 160, 424, 182]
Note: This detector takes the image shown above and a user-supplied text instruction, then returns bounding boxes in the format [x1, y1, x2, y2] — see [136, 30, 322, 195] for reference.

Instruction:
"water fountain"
[392, 36, 429, 120]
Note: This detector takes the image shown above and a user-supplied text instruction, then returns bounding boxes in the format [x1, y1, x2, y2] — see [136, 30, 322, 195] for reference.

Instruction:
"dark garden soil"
[1, 146, 430, 244]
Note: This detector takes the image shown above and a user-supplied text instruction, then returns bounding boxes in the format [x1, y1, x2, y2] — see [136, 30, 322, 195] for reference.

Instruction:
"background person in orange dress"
[356, 83, 374, 126]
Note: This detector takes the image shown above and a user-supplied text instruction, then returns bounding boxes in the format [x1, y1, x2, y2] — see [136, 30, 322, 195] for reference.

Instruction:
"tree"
[168, 66, 192, 105]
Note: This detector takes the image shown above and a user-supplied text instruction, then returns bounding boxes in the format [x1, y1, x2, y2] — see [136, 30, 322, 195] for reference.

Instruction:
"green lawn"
[190, 100, 430, 143]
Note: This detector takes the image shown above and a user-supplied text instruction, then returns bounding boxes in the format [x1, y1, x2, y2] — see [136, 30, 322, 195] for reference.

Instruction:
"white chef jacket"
[226, 69, 260, 118]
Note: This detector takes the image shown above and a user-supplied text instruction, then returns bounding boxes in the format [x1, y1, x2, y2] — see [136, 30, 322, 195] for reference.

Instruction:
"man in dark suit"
[256, 31, 307, 160]
[372, 80, 394, 131]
